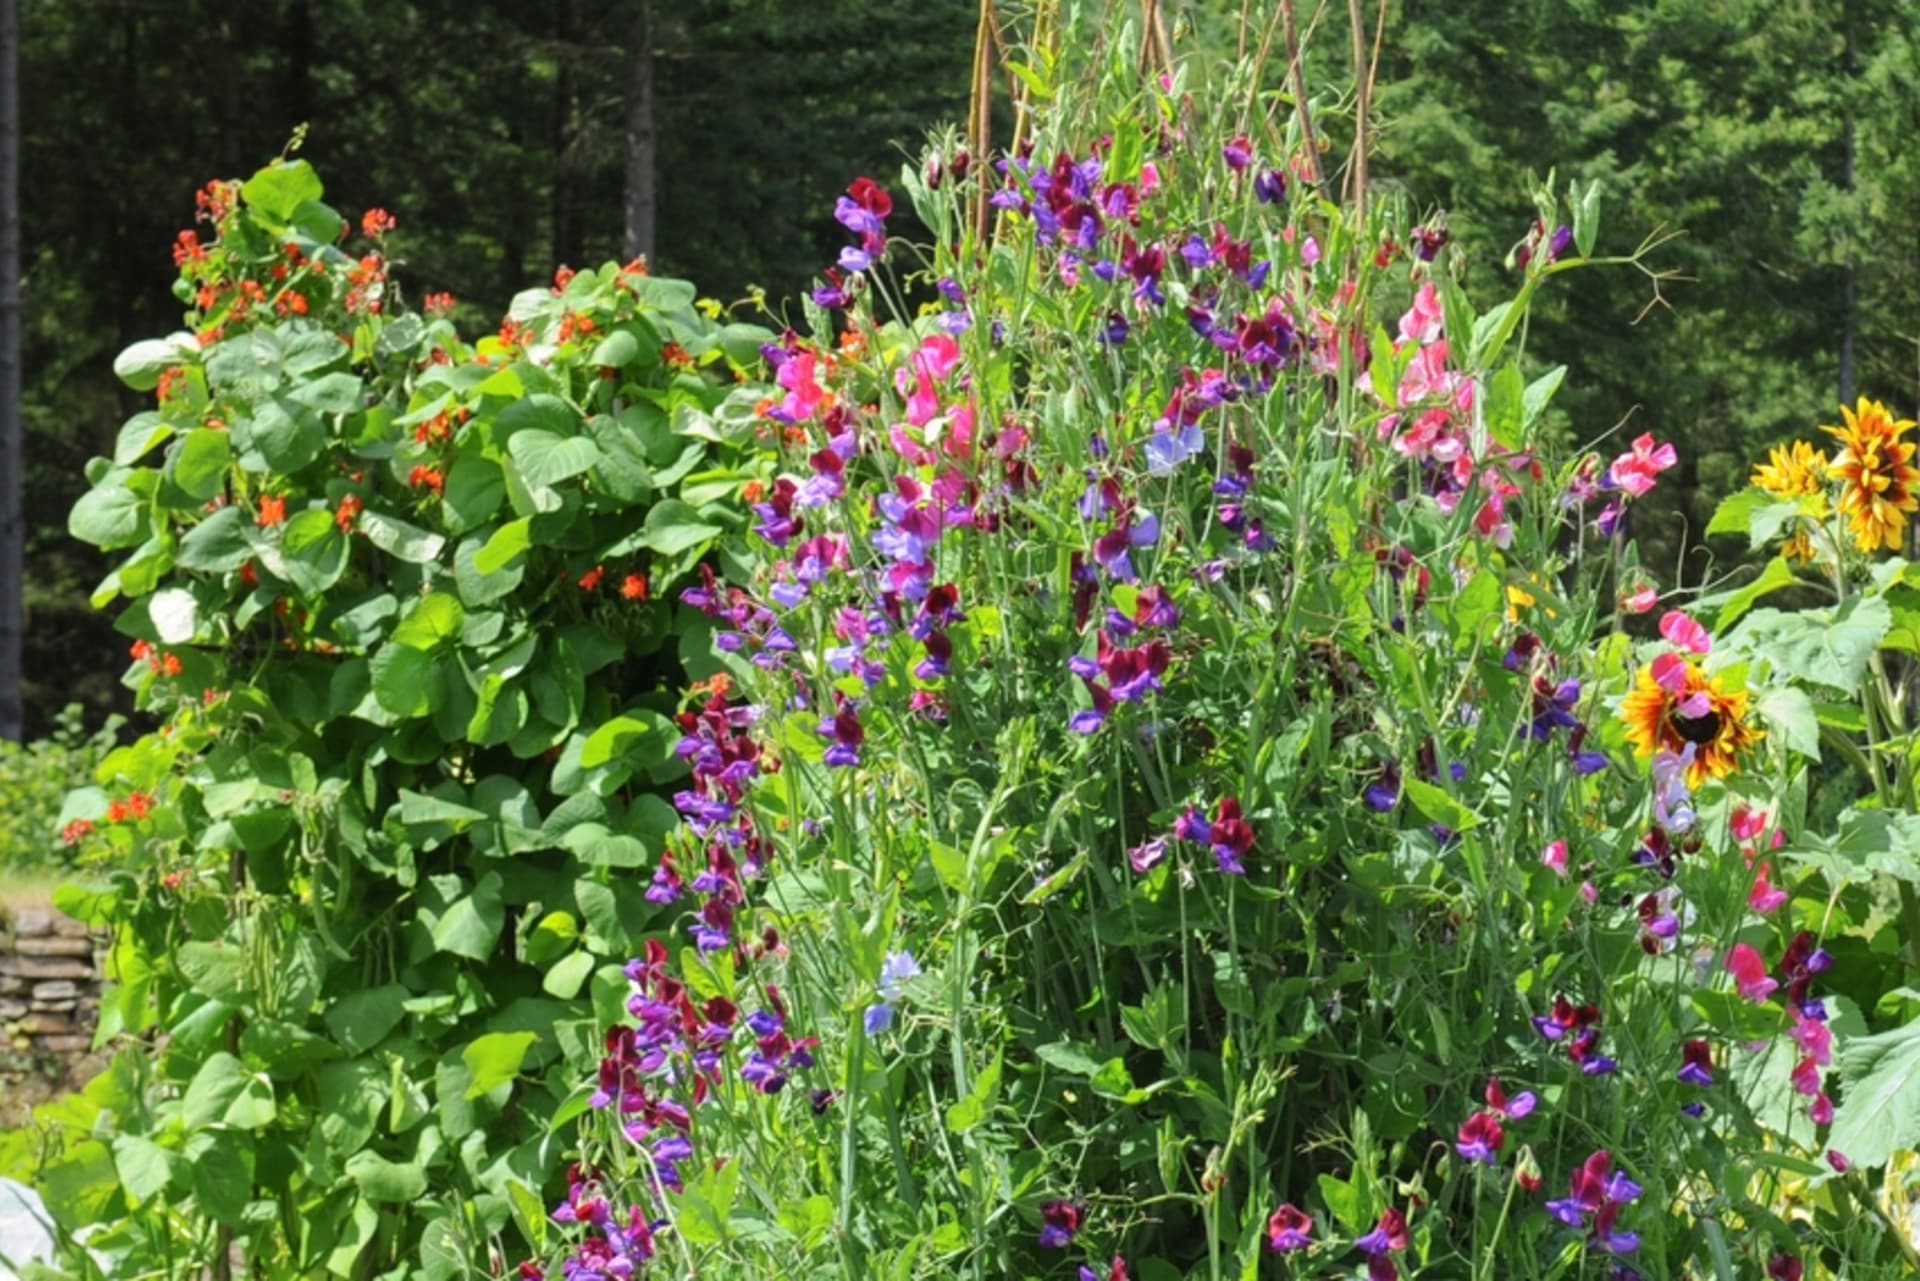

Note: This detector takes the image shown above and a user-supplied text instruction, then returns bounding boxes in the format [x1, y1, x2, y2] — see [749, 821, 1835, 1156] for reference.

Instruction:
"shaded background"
[14, 0, 1920, 736]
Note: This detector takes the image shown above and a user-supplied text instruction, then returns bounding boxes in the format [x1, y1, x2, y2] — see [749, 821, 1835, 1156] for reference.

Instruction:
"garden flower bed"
[11, 9, 1920, 1281]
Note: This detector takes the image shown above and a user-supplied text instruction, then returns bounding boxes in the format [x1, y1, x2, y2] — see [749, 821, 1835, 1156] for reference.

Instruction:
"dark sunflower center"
[1671, 709, 1721, 744]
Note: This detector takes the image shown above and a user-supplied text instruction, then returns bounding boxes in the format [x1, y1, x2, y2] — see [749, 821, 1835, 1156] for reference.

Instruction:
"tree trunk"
[623, 0, 656, 263]
[284, 0, 314, 131]
[1839, 4, 1856, 407]
[550, 0, 579, 270]
[0, 0, 21, 744]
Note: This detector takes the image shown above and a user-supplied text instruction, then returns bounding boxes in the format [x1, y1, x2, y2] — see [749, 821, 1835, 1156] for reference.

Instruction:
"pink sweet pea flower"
[1649, 651, 1690, 695]
[1726, 943, 1780, 1002]
[897, 334, 961, 428]
[1658, 610, 1711, 655]
[1730, 805, 1771, 843]
[1397, 281, 1443, 346]
[1541, 839, 1569, 878]
[1618, 583, 1659, 614]
[777, 350, 831, 423]
[1748, 863, 1788, 914]
[1791, 1014, 1832, 1066]
[1608, 433, 1678, 498]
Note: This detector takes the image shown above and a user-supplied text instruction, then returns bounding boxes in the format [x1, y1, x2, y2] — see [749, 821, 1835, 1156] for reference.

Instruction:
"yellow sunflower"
[1822, 397, 1920, 553]
[1753, 439, 1828, 499]
[1752, 440, 1830, 562]
[1619, 660, 1763, 787]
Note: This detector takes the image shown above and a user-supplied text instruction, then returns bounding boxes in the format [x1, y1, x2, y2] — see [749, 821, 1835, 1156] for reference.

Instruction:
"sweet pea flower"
[1677, 1039, 1714, 1087]
[1607, 433, 1677, 498]
[1658, 609, 1711, 654]
[1726, 943, 1779, 1002]
[1354, 1207, 1408, 1281]
[1748, 863, 1789, 914]
[1265, 1203, 1312, 1252]
[863, 949, 922, 1034]
[1485, 1076, 1537, 1119]
[1455, 1111, 1505, 1165]
[1618, 582, 1659, 614]
[1038, 1199, 1086, 1249]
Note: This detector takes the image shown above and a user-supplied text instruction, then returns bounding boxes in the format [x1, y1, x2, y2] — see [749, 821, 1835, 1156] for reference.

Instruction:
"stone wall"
[0, 907, 102, 1058]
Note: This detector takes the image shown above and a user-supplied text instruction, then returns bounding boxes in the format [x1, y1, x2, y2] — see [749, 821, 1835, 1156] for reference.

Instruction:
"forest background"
[3, 0, 1917, 746]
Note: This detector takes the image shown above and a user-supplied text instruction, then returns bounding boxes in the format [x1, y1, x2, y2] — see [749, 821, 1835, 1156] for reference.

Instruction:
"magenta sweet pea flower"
[1265, 1203, 1312, 1252]
[1485, 1076, 1536, 1119]
[1726, 943, 1779, 1002]
[1354, 1206, 1408, 1281]
[1038, 1198, 1086, 1249]
[1677, 1039, 1714, 1087]
[1607, 433, 1677, 498]
[1657, 609, 1711, 654]
[1455, 1111, 1505, 1165]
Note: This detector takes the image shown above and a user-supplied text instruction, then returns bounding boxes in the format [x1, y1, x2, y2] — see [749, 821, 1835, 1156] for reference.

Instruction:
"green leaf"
[177, 940, 250, 1002]
[243, 159, 324, 221]
[443, 456, 505, 534]
[183, 1051, 277, 1129]
[1827, 1015, 1920, 1170]
[279, 507, 349, 596]
[345, 1150, 429, 1203]
[1521, 364, 1567, 427]
[111, 1134, 177, 1205]
[171, 428, 231, 501]
[398, 788, 487, 826]
[370, 643, 433, 717]
[1785, 808, 1920, 887]
[1756, 686, 1820, 760]
[429, 871, 506, 960]
[113, 335, 193, 392]
[69, 483, 148, 549]
[495, 392, 579, 439]
[462, 1030, 538, 1098]
[38, 1139, 121, 1228]
[1317, 1173, 1366, 1235]
[288, 371, 365, 415]
[325, 983, 410, 1055]
[508, 428, 604, 488]
[1035, 1040, 1107, 1078]
[250, 397, 326, 472]
[543, 950, 596, 999]
[474, 518, 532, 575]
[1705, 555, 1800, 631]
[391, 592, 465, 650]
[184, 1130, 254, 1229]
[1574, 180, 1603, 258]
[178, 505, 251, 572]
[116, 412, 172, 464]
[1402, 777, 1484, 832]
[360, 510, 446, 564]
[640, 498, 723, 556]
[525, 911, 579, 966]
[944, 1052, 1002, 1134]
[590, 329, 640, 369]
[1482, 362, 1524, 450]
[579, 711, 675, 770]
[1729, 598, 1891, 693]
[1708, 488, 1770, 539]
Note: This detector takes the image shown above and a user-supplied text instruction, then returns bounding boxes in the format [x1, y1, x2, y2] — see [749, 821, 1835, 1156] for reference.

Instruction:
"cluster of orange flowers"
[575, 564, 650, 601]
[130, 639, 182, 678]
[104, 792, 154, 824]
